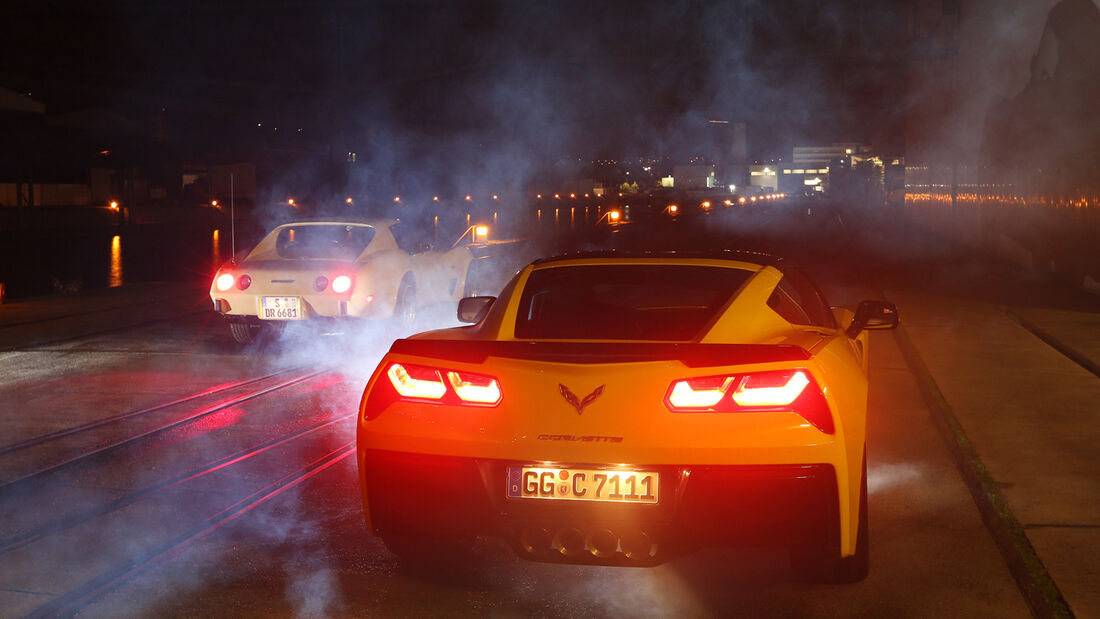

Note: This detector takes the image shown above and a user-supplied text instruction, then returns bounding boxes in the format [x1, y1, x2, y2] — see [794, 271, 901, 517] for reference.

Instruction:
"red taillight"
[332, 275, 352, 293]
[387, 363, 446, 400]
[665, 369, 833, 433]
[731, 371, 809, 406]
[384, 362, 501, 406]
[446, 370, 502, 405]
[215, 272, 234, 292]
[237, 274, 252, 290]
[667, 375, 735, 409]
[314, 276, 329, 292]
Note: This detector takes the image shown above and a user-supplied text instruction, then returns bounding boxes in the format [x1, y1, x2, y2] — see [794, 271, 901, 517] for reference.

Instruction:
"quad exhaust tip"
[521, 527, 656, 562]
[553, 527, 586, 557]
[620, 529, 656, 561]
[586, 528, 618, 558]
[520, 526, 551, 555]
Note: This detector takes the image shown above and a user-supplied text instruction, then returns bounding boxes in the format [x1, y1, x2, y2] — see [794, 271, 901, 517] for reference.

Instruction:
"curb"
[892, 325, 1073, 619]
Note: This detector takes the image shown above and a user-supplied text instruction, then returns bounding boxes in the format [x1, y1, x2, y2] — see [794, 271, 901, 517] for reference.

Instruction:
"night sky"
[1, 1, 910, 163]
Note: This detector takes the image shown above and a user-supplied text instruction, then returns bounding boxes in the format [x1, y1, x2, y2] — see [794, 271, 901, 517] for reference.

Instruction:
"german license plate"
[507, 466, 658, 504]
[260, 296, 302, 320]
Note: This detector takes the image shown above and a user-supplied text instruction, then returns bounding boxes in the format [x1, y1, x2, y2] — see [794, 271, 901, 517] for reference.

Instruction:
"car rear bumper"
[360, 449, 840, 566]
[210, 293, 380, 319]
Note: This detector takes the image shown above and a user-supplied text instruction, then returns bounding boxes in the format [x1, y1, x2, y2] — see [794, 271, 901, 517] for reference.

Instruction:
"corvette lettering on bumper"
[537, 434, 623, 443]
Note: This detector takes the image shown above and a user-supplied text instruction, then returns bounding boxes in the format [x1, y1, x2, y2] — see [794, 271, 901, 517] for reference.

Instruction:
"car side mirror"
[846, 300, 899, 338]
[457, 296, 495, 324]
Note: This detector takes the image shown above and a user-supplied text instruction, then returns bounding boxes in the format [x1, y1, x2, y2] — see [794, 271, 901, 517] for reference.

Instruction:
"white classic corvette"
[209, 218, 478, 343]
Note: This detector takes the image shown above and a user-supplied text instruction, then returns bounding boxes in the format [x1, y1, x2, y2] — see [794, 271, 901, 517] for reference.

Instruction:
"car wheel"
[229, 321, 255, 344]
[792, 450, 869, 584]
[394, 279, 416, 327]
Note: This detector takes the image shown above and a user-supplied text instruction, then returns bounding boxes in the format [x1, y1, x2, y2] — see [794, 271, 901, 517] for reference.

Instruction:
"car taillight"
[237, 274, 252, 290]
[314, 276, 329, 292]
[387, 363, 446, 400]
[731, 371, 809, 406]
[665, 369, 832, 433]
[384, 362, 502, 406]
[215, 273, 234, 292]
[667, 376, 735, 408]
[446, 371, 502, 405]
[332, 275, 352, 293]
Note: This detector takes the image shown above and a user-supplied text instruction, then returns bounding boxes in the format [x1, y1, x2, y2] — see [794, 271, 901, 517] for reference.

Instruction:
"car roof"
[272, 218, 394, 227]
[530, 249, 785, 268]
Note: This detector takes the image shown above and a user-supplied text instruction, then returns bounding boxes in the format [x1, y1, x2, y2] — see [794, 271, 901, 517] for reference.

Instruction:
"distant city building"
[776, 143, 873, 194]
[672, 165, 718, 190]
[749, 164, 778, 190]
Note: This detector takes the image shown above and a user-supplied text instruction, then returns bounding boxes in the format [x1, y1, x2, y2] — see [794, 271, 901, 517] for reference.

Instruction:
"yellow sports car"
[210, 218, 477, 343]
[356, 250, 897, 582]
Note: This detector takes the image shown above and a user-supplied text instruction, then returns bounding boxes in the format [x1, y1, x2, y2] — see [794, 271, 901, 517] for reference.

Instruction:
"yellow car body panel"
[357, 253, 882, 572]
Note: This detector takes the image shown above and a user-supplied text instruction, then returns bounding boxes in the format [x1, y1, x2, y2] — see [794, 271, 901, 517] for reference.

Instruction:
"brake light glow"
[332, 275, 352, 293]
[667, 376, 734, 408]
[664, 369, 832, 433]
[382, 362, 503, 407]
[446, 371, 502, 405]
[215, 273, 234, 291]
[731, 371, 809, 406]
[387, 363, 446, 400]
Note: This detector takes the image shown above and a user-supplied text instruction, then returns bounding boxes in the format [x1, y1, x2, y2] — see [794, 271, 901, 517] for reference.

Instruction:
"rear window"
[514, 265, 752, 341]
[275, 225, 375, 260]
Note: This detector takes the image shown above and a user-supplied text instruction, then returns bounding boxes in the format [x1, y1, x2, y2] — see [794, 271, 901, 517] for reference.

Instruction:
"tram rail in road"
[0, 363, 356, 618]
[22, 441, 356, 619]
[0, 367, 329, 490]
[0, 412, 355, 556]
[0, 366, 308, 457]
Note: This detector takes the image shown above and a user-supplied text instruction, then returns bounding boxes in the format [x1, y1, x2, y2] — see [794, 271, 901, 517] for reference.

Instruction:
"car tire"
[229, 321, 255, 344]
[792, 450, 869, 584]
[393, 278, 416, 327]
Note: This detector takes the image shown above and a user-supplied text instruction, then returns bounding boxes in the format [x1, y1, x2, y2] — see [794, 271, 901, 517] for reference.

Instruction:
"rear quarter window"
[766, 270, 835, 328]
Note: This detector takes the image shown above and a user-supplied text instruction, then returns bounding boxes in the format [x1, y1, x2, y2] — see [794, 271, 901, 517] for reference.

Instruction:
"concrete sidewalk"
[890, 291, 1100, 618]
[0, 282, 210, 350]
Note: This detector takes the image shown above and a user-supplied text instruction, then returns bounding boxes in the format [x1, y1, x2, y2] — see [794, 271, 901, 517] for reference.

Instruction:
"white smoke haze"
[868, 462, 926, 495]
[35, 1, 1092, 615]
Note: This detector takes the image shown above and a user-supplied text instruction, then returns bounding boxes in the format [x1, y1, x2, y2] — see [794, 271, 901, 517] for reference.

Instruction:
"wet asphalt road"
[3, 204, 1097, 617]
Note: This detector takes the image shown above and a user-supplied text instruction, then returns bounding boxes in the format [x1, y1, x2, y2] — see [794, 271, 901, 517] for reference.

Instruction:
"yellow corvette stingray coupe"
[210, 218, 476, 343]
[357, 250, 897, 582]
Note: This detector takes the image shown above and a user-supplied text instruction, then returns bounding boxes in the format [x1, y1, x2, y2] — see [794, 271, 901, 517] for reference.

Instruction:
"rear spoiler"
[388, 339, 809, 368]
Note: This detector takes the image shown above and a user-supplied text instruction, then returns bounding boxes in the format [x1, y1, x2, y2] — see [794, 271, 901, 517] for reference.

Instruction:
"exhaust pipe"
[553, 528, 586, 558]
[587, 528, 619, 558]
[519, 527, 551, 555]
[620, 529, 655, 561]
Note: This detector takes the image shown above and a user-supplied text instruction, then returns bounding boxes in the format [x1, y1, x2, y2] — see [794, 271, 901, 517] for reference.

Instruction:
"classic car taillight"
[331, 275, 352, 293]
[215, 272, 234, 292]
[385, 362, 501, 406]
[665, 369, 833, 433]
[237, 274, 252, 290]
[314, 276, 329, 291]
